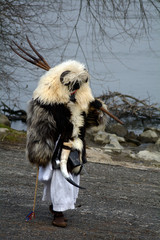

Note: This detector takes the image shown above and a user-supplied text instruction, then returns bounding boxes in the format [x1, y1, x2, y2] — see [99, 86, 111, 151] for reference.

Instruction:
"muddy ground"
[0, 143, 160, 240]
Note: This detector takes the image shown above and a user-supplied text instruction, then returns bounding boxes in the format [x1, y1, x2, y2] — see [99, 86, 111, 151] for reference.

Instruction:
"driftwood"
[0, 102, 27, 122]
[99, 91, 160, 122]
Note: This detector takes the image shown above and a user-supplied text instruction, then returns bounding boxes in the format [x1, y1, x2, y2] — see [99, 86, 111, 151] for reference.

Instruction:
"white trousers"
[38, 162, 80, 212]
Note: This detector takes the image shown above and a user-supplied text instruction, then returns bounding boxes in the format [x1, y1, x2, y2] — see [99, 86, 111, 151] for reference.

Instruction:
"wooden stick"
[32, 166, 39, 218]
[100, 107, 124, 125]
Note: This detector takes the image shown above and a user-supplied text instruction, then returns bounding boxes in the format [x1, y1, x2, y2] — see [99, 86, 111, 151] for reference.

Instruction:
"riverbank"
[0, 121, 160, 170]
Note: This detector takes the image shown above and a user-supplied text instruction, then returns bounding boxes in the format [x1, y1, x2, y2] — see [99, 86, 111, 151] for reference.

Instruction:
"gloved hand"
[90, 99, 102, 109]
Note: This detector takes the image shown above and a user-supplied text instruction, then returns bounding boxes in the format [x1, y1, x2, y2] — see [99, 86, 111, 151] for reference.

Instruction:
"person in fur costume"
[11, 37, 123, 227]
[26, 60, 107, 227]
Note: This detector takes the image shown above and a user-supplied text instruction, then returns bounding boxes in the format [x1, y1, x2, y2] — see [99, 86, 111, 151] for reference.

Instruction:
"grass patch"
[0, 124, 26, 144]
[0, 123, 10, 129]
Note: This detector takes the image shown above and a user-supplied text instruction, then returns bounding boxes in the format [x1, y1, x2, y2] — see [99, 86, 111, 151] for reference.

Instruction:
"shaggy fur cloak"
[26, 60, 104, 171]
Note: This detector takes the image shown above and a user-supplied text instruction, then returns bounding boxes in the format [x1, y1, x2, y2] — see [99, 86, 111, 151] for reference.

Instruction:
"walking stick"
[25, 165, 39, 221]
[100, 106, 124, 125]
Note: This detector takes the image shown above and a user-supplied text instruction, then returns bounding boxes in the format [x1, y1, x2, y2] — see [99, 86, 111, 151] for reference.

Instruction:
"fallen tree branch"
[99, 91, 160, 121]
[0, 102, 27, 122]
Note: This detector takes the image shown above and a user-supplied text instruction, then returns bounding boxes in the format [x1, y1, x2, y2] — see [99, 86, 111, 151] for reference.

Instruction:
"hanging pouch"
[68, 150, 81, 168]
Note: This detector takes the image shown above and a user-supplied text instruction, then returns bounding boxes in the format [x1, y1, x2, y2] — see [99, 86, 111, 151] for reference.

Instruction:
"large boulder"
[106, 123, 128, 137]
[139, 130, 158, 143]
[0, 114, 11, 127]
[144, 127, 160, 137]
[137, 150, 160, 162]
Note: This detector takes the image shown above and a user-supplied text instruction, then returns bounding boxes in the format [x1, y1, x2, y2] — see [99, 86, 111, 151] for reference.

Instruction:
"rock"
[86, 122, 106, 135]
[137, 150, 160, 162]
[103, 135, 123, 153]
[86, 147, 112, 164]
[125, 131, 141, 146]
[126, 131, 138, 139]
[129, 152, 136, 159]
[106, 123, 128, 137]
[125, 137, 141, 146]
[117, 136, 125, 143]
[93, 131, 126, 146]
[144, 138, 160, 153]
[0, 128, 9, 133]
[0, 114, 11, 127]
[139, 130, 158, 143]
[144, 127, 160, 137]
[104, 133, 125, 143]
[155, 138, 160, 152]
[109, 136, 123, 149]
[93, 131, 110, 144]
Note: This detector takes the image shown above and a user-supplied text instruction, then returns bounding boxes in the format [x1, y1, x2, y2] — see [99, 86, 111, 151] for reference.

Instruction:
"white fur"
[33, 60, 94, 106]
[67, 102, 84, 138]
[71, 138, 83, 152]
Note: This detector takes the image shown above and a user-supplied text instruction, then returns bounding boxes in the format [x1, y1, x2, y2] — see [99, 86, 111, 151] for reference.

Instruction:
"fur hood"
[33, 60, 94, 111]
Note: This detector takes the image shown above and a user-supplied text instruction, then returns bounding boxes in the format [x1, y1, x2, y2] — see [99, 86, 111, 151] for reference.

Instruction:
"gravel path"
[0, 145, 160, 240]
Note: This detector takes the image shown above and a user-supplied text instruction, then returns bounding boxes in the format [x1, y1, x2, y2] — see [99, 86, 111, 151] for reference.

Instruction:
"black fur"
[90, 99, 102, 109]
[27, 99, 87, 167]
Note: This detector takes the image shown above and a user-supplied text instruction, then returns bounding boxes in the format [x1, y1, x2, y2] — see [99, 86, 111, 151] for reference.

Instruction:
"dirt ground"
[0, 143, 160, 240]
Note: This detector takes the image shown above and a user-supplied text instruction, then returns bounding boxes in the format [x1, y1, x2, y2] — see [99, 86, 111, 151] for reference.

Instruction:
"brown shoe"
[49, 205, 67, 222]
[52, 212, 67, 228]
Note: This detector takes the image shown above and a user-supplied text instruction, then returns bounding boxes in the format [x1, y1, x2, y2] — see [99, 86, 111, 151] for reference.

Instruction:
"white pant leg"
[51, 170, 80, 212]
[72, 174, 80, 204]
[39, 165, 80, 212]
[39, 163, 53, 202]
[42, 179, 52, 202]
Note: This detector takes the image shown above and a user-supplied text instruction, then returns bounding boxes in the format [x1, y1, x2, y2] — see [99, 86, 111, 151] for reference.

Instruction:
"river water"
[3, 3, 160, 131]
